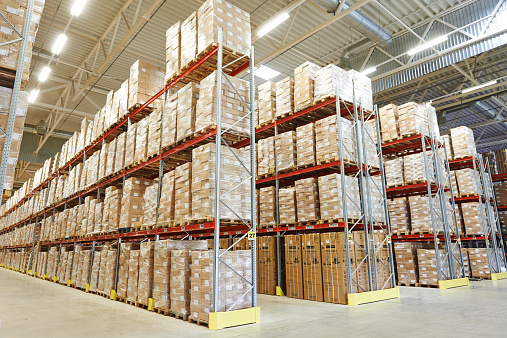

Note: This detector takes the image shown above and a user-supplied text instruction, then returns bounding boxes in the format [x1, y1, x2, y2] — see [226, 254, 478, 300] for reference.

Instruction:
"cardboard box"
[257, 236, 277, 295]
[284, 235, 303, 299]
[301, 234, 323, 301]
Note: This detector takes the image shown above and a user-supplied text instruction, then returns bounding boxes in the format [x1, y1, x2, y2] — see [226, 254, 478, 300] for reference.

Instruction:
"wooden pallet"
[258, 119, 275, 128]
[398, 282, 418, 287]
[418, 283, 439, 288]
[318, 218, 345, 224]
[296, 163, 315, 170]
[297, 220, 319, 226]
[405, 180, 428, 186]
[458, 193, 479, 198]
[259, 224, 276, 229]
[257, 172, 276, 179]
[393, 230, 411, 236]
[275, 111, 294, 120]
[188, 317, 209, 327]
[410, 230, 434, 235]
[171, 311, 189, 321]
[165, 43, 249, 87]
[387, 183, 406, 188]
[278, 223, 296, 227]
[153, 307, 171, 316]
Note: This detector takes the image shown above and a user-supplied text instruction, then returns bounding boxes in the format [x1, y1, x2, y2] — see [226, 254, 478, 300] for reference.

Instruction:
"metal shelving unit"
[0, 32, 258, 331]
[385, 132, 468, 288]
[0, 0, 35, 195]
[447, 155, 507, 279]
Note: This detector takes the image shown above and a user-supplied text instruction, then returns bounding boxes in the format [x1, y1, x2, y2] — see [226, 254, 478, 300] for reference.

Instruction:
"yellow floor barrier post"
[276, 286, 284, 296]
[148, 298, 154, 311]
[110, 290, 117, 300]
[209, 307, 261, 331]
[438, 277, 469, 289]
[347, 287, 400, 306]
[67, 279, 72, 287]
[85, 284, 90, 293]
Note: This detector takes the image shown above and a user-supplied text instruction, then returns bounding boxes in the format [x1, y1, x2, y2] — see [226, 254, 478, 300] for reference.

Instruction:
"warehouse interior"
[1, 0, 507, 335]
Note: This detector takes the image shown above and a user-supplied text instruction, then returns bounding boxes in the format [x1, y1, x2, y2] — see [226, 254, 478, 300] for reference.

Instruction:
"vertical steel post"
[28, 218, 38, 270]
[336, 93, 353, 294]
[274, 123, 282, 290]
[0, 0, 35, 193]
[88, 240, 96, 285]
[249, 45, 257, 307]
[114, 238, 122, 293]
[156, 91, 168, 226]
[212, 30, 224, 313]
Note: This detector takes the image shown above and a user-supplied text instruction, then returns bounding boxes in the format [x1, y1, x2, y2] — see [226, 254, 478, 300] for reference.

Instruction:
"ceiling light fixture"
[28, 89, 39, 103]
[257, 12, 290, 37]
[407, 35, 448, 55]
[361, 67, 377, 75]
[253, 65, 281, 80]
[38, 66, 51, 82]
[52, 34, 67, 55]
[462, 80, 497, 94]
[71, 0, 87, 16]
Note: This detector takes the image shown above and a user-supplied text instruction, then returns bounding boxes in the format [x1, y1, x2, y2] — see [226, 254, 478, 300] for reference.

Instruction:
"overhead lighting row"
[29, 0, 87, 103]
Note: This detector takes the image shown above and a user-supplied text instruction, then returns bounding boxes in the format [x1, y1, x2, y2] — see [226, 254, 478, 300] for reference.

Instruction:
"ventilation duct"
[475, 101, 507, 132]
[310, 0, 392, 59]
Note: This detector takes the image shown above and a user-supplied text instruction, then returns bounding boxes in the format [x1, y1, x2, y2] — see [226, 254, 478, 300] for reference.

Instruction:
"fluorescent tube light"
[361, 67, 376, 75]
[52, 34, 67, 55]
[462, 80, 497, 94]
[258, 12, 290, 37]
[71, 0, 87, 16]
[38, 67, 51, 82]
[407, 35, 448, 55]
[253, 65, 280, 80]
[28, 89, 39, 103]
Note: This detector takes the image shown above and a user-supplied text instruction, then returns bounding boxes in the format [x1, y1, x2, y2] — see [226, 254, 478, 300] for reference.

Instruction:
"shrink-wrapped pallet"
[94, 202, 104, 234]
[196, 71, 250, 138]
[284, 235, 303, 299]
[258, 81, 276, 126]
[302, 234, 324, 301]
[275, 131, 296, 172]
[105, 139, 116, 177]
[494, 149, 507, 174]
[128, 60, 164, 110]
[379, 104, 400, 142]
[119, 178, 151, 228]
[134, 118, 148, 163]
[461, 202, 484, 235]
[189, 249, 252, 322]
[294, 62, 321, 111]
[315, 64, 353, 102]
[348, 69, 374, 112]
[114, 132, 126, 173]
[494, 181, 507, 205]
[86, 198, 97, 235]
[142, 183, 158, 226]
[100, 249, 117, 294]
[138, 242, 154, 306]
[275, 77, 294, 118]
[147, 109, 162, 157]
[124, 123, 137, 168]
[89, 250, 102, 292]
[103, 186, 122, 232]
[398, 102, 430, 137]
[259, 186, 276, 227]
[468, 248, 490, 278]
[174, 163, 192, 223]
[257, 236, 277, 295]
[165, 21, 181, 83]
[455, 168, 481, 196]
[117, 243, 139, 299]
[170, 250, 192, 316]
[159, 170, 175, 225]
[192, 144, 251, 221]
[296, 178, 320, 222]
[127, 250, 140, 302]
[365, 175, 387, 224]
[318, 173, 361, 220]
[404, 152, 433, 183]
[177, 82, 199, 141]
[315, 115, 355, 164]
[181, 12, 198, 67]
[384, 157, 404, 187]
[279, 187, 297, 224]
[388, 198, 410, 233]
[394, 242, 424, 284]
[162, 93, 178, 148]
[197, 0, 251, 55]
[296, 123, 316, 168]
[77, 250, 91, 289]
[257, 136, 275, 176]
[417, 249, 439, 286]
[450, 126, 476, 159]
[98, 143, 108, 181]
[409, 195, 438, 233]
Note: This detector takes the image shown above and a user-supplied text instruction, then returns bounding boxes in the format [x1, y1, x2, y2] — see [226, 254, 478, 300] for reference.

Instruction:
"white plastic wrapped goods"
[181, 12, 198, 67]
[348, 69, 373, 112]
[294, 62, 321, 111]
[275, 131, 296, 172]
[197, 0, 251, 55]
[177, 82, 199, 141]
[257, 136, 275, 176]
[384, 157, 404, 187]
[295, 178, 320, 222]
[379, 104, 400, 142]
[450, 126, 476, 158]
[275, 77, 294, 118]
[315, 115, 355, 164]
[315, 64, 352, 102]
[455, 168, 481, 196]
[318, 173, 361, 220]
[258, 81, 276, 126]
[296, 123, 316, 168]
[398, 102, 430, 137]
[404, 152, 434, 183]
[259, 186, 276, 227]
[165, 21, 181, 82]
[388, 198, 410, 233]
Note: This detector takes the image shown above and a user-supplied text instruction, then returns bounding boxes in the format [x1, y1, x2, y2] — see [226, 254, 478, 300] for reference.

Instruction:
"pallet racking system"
[385, 132, 469, 289]
[0, 31, 260, 331]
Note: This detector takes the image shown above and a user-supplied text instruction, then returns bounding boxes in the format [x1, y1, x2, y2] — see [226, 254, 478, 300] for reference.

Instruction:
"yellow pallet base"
[347, 287, 400, 306]
[438, 277, 469, 289]
[491, 272, 507, 281]
[276, 286, 284, 296]
[209, 307, 261, 331]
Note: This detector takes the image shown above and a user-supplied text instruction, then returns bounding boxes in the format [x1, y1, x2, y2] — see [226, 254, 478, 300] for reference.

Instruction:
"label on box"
[1, 26, 13, 35]
[7, 6, 19, 15]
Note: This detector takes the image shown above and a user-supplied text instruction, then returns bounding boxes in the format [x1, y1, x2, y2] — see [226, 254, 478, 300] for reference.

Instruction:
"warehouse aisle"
[1, 268, 506, 337]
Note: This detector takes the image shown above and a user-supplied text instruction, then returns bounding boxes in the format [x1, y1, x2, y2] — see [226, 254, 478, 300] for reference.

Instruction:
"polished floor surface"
[1, 268, 506, 337]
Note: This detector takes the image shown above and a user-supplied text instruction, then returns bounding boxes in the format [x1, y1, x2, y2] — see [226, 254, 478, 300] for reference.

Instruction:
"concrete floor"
[1, 268, 506, 337]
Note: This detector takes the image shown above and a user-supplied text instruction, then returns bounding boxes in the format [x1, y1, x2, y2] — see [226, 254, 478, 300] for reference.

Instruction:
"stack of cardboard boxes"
[275, 131, 296, 172]
[318, 173, 361, 221]
[296, 178, 320, 222]
[279, 187, 297, 225]
[314, 65, 353, 103]
[294, 62, 321, 111]
[257, 81, 276, 126]
[284, 235, 303, 299]
[378, 104, 400, 142]
[275, 78, 294, 118]
[388, 198, 410, 233]
[257, 236, 277, 295]
[259, 187, 276, 227]
[394, 242, 423, 284]
[118, 178, 150, 229]
[296, 123, 316, 168]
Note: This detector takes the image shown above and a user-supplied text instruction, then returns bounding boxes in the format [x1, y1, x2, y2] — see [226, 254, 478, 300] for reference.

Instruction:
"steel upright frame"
[212, 31, 257, 314]
[0, 0, 35, 194]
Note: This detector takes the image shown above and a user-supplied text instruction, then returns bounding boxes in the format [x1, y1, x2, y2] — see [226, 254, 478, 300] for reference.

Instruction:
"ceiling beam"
[29, 102, 94, 119]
